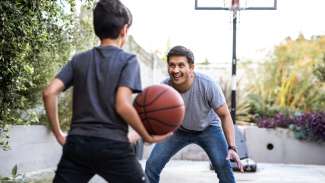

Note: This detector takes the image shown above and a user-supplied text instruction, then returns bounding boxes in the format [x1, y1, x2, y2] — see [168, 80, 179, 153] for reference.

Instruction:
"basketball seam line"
[144, 117, 180, 128]
[143, 88, 155, 134]
[134, 88, 169, 107]
[137, 105, 184, 114]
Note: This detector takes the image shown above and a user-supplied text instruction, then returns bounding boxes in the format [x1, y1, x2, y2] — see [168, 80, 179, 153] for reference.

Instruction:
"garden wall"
[143, 125, 325, 165]
[0, 125, 61, 176]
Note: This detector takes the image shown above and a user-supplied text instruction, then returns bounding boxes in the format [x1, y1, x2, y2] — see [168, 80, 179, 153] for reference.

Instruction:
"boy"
[42, 0, 170, 182]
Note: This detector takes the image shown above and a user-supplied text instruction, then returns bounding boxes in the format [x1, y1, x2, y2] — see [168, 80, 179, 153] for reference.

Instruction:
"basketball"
[134, 84, 185, 135]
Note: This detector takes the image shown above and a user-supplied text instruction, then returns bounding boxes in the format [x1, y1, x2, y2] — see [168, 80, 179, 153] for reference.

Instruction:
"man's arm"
[42, 78, 66, 145]
[214, 103, 235, 147]
[116, 86, 171, 143]
[215, 103, 244, 172]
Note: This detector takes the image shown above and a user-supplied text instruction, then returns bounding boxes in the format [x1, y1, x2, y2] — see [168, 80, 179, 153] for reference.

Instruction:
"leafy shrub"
[247, 35, 325, 118]
[0, 0, 93, 150]
[0, 165, 26, 182]
[291, 112, 325, 142]
[0, 1, 95, 150]
[257, 112, 325, 142]
[257, 113, 293, 128]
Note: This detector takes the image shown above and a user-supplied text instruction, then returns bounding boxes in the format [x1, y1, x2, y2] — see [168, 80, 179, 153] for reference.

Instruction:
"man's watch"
[228, 145, 237, 153]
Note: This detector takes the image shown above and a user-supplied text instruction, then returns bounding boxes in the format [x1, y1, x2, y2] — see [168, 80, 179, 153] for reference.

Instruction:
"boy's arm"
[42, 78, 66, 145]
[116, 86, 171, 143]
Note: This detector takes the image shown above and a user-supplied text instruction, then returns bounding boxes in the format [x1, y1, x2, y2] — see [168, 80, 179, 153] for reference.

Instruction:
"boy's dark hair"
[94, 0, 133, 40]
[167, 46, 194, 64]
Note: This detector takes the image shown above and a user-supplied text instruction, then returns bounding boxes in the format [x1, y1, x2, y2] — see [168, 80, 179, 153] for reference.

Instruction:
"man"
[145, 45, 243, 183]
[42, 0, 170, 182]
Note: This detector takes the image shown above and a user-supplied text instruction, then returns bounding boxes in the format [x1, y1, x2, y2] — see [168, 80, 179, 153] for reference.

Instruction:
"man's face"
[167, 56, 194, 86]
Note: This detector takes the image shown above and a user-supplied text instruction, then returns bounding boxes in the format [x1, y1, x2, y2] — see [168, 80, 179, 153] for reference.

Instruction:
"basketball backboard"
[195, 0, 277, 10]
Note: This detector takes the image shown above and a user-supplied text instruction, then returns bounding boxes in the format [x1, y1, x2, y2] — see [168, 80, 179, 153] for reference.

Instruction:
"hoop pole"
[231, 10, 237, 124]
[194, 0, 277, 124]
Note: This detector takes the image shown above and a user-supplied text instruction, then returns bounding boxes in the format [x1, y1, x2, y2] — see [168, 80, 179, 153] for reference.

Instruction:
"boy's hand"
[144, 132, 173, 144]
[55, 130, 67, 146]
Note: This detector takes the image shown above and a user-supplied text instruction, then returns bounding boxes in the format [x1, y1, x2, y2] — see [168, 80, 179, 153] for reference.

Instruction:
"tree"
[0, 0, 77, 149]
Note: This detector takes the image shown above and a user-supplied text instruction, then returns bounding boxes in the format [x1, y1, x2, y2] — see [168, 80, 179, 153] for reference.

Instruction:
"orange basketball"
[134, 84, 185, 135]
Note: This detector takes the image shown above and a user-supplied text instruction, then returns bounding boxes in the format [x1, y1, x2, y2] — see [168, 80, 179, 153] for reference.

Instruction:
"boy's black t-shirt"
[56, 45, 142, 142]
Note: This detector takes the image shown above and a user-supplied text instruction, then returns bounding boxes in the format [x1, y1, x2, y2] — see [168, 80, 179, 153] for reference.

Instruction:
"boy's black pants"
[53, 135, 148, 183]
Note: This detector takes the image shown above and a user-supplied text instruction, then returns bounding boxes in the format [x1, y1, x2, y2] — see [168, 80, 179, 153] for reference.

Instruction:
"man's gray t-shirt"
[163, 72, 225, 131]
[56, 45, 142, 142]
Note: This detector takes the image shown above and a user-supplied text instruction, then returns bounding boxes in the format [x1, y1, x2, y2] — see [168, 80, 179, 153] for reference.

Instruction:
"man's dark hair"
[167, 46, 194, 64]
[93, 0, 133, 40]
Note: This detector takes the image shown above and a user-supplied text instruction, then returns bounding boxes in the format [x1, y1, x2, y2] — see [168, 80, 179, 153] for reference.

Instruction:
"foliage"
[0, 0, 97, 141]
[0, 0, 90, 150]
[313, 53, 325, 82]
[0, 125, 10, 150]
[54, 2, 98, 131]
[291, 112, 325, 142]
[218, 77, 252, 123]
[257, 113, 294, 129]
[0, 0, 75, 129]
[257, 112, 325, 143]
[247, 34, 325, 120]
[0, 165, 27, 182]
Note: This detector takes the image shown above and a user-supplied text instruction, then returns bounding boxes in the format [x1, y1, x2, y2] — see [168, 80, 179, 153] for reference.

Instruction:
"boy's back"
[42, 0, 170, 182]
[57, 46, 141, 142]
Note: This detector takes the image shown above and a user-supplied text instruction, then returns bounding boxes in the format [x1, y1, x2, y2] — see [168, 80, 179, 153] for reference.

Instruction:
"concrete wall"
[244, 126, 325, 165]
[124, 36, 168, 87]
[0, 125, 62, 176]
[143, 125, 325, 165]
[1, 125, 325, 176]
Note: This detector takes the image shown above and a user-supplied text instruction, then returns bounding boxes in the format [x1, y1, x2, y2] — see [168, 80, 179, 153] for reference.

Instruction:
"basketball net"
[230, 0, 240, 20]
[231, 0, 240, 11]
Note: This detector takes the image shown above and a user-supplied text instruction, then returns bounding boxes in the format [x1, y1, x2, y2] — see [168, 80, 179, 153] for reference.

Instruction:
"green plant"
[313, 54, 325, 82]
[218, 77, 252, 122]
[0, 0, 82, 150]
[0, 0, 97, 149]
[257, 112, 325, 143]
[247, 35, 325, 118]
[0, 125, 10, 150]
[0, 165, 26, 183]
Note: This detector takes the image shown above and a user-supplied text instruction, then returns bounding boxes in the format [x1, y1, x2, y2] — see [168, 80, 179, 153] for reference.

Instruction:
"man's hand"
[128, 130, 141, 144]
[226, 149, 244, 172]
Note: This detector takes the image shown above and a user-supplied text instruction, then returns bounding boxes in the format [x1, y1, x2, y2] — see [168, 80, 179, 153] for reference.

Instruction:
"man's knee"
[145, 153, 165, 175]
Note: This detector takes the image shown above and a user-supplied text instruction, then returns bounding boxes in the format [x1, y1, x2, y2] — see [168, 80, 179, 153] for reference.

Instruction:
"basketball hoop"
[195, 0, 277, 11]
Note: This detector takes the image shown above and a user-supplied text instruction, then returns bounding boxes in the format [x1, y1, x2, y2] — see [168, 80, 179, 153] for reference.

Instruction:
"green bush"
[0, 0, 80, 150]
[247, 35, 325, 120]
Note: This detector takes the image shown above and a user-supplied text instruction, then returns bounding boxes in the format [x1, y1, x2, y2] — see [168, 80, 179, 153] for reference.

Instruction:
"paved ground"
[156, 160, 325, 183]
[25, 160, 325, 183]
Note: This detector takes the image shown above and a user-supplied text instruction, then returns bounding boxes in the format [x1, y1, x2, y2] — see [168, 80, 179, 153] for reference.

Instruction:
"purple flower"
[257, 112, 325, 142]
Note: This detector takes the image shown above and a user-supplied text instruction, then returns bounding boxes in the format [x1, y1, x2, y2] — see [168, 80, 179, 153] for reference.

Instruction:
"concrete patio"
[156, 160, 325, 183]
[25, 160, 325, 183]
